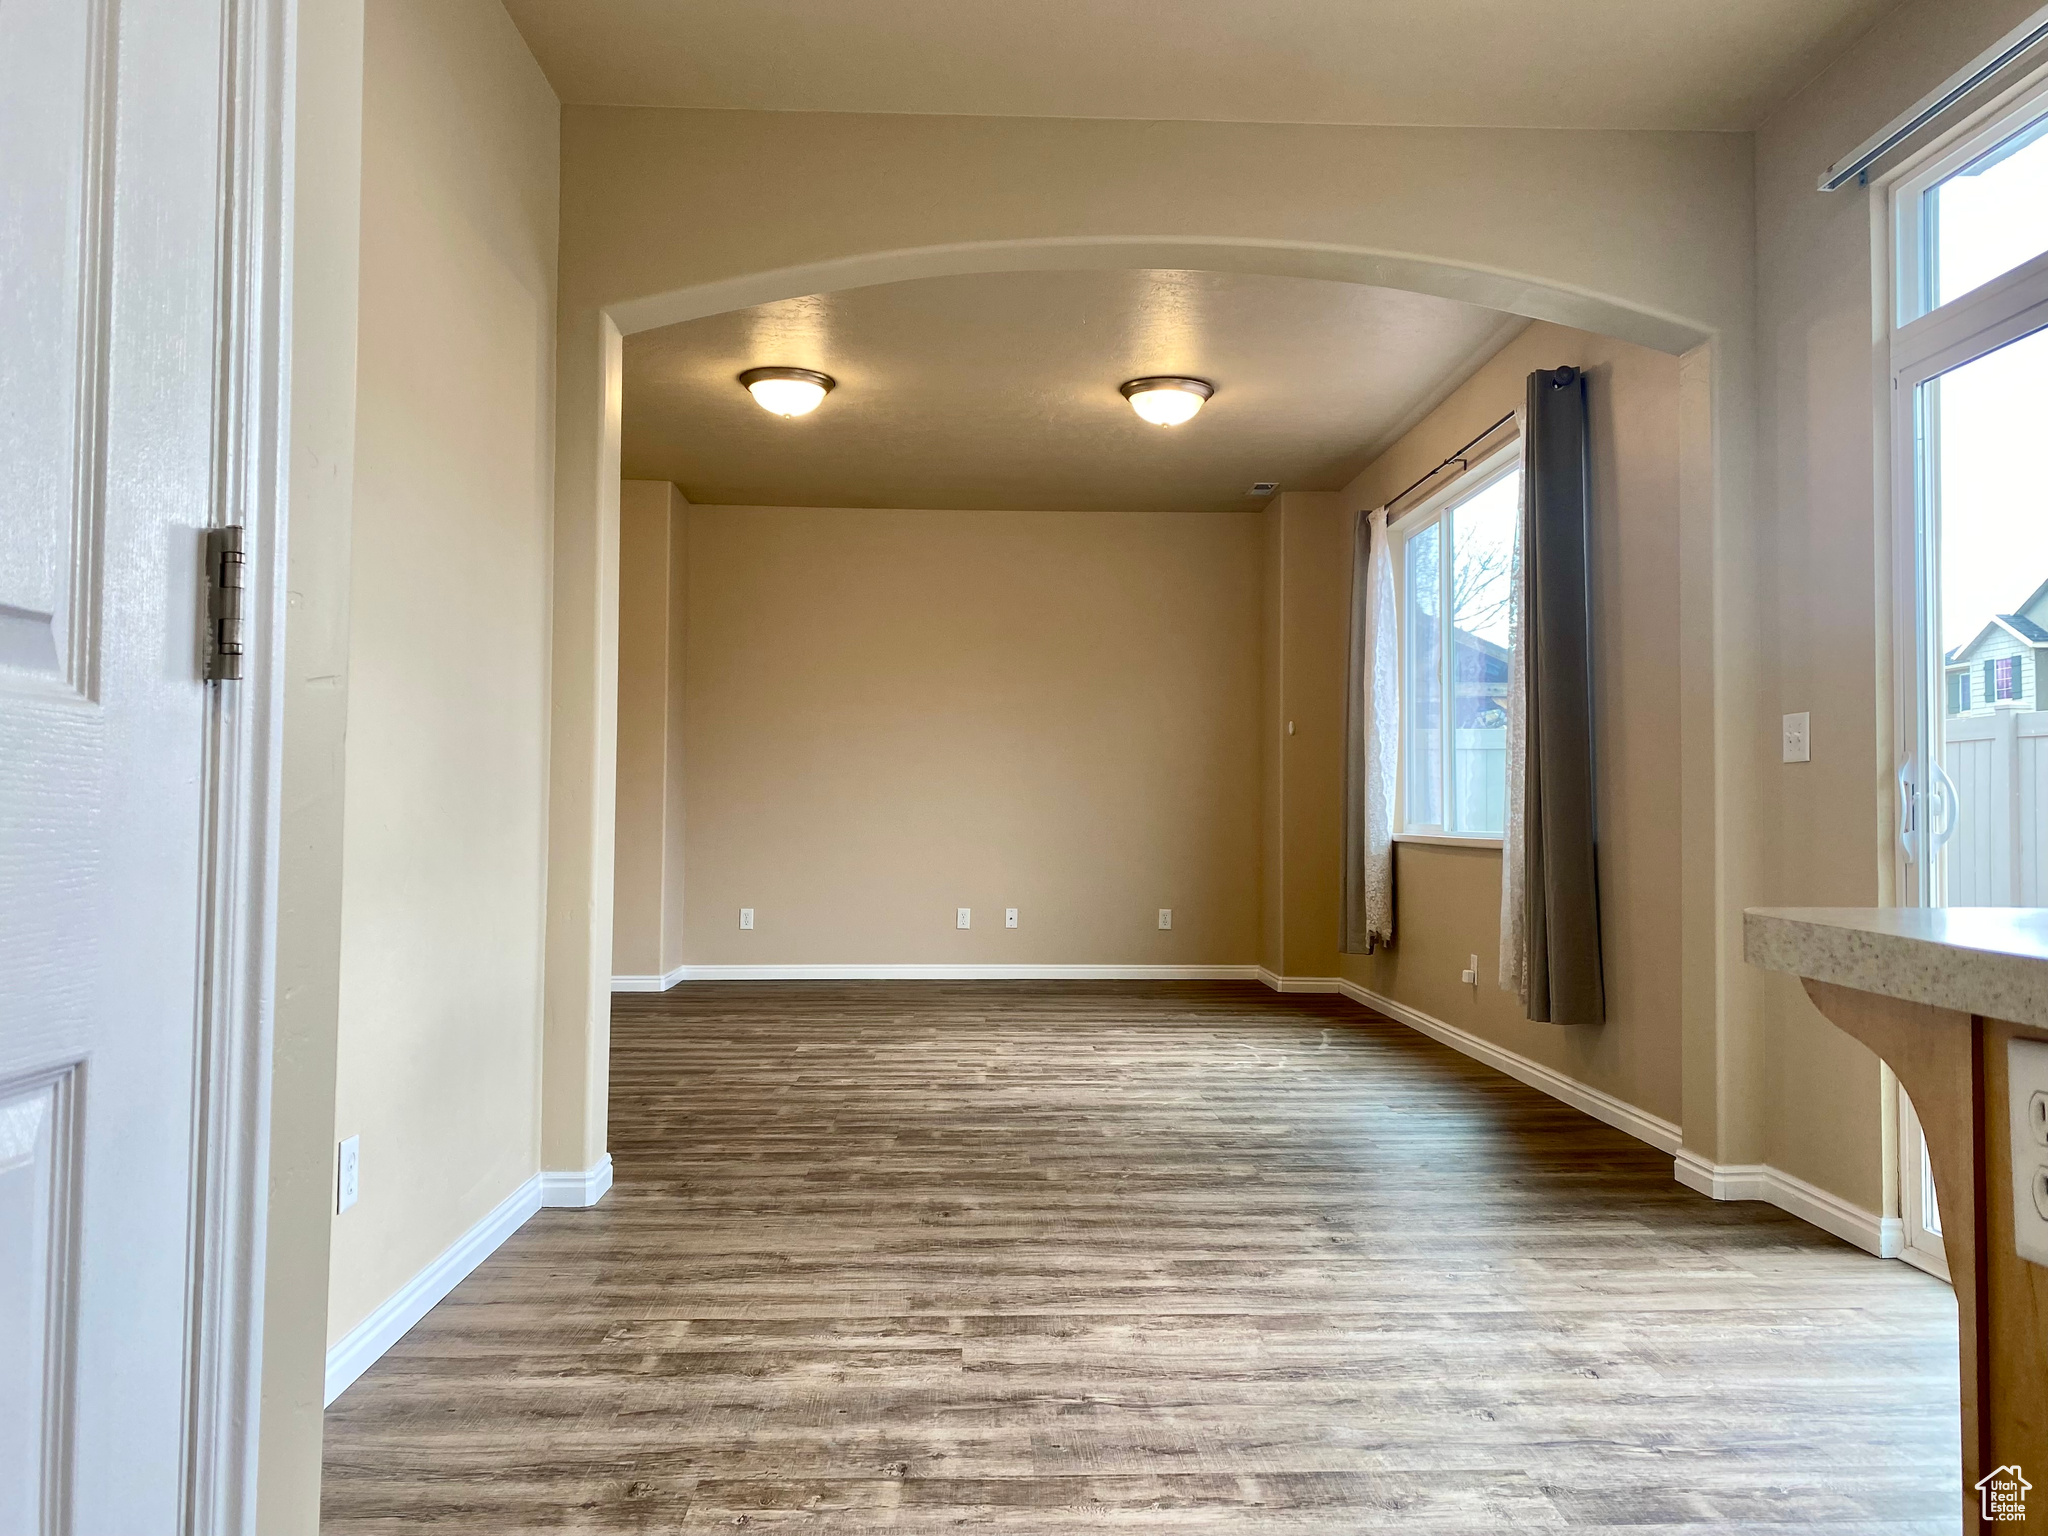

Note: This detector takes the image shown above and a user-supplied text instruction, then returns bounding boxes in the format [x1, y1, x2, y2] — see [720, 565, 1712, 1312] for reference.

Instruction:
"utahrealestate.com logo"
[1977, 1465, 2032, 1523]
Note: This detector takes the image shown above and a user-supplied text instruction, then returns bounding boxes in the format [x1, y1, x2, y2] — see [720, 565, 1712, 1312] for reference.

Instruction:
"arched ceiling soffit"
[608, 241, 1713, 360]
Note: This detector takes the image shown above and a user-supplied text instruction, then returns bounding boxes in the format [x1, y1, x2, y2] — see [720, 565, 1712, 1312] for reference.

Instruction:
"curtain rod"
[1818, 6, 2048, 190]
[1383, 411, 1516, 518]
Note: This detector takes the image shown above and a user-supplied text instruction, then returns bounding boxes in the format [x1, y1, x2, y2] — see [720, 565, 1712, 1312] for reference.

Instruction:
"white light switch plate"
[1782, 712, 1810, 763]
[2010, 1038, 2048, 1268]
[337, 1135, 359, 1214]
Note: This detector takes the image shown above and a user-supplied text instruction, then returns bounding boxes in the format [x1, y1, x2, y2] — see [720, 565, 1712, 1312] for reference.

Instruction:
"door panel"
[1921, 325, 2048, 909]
[0, 1066, 75, 1536]
[0, 0, 107, 693]
[0, 0, 229, 1529]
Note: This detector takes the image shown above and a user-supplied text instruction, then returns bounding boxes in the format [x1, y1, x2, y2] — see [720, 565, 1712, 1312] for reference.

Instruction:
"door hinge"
[205, 525, 245, 682]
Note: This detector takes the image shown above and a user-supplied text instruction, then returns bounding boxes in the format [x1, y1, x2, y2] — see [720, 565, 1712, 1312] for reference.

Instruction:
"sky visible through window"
[1936, 324, 2048, 657]
[1452, 470, 1518, 651]
[1931, 112, 2048, 309]
[1930, 111, 2048, 659]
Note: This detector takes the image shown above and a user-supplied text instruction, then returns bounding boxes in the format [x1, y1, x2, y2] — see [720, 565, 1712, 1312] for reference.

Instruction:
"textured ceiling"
[504, 0, 1893, 131]
[621, 269, 1528, 513]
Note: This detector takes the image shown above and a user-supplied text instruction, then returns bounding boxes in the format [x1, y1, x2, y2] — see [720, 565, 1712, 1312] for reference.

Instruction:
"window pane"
[1405, 521, 1442, 827]
[1450, 471, 1518, 834]
[1927, 112, 2048, 310]
[1929, 324, 2048, 905]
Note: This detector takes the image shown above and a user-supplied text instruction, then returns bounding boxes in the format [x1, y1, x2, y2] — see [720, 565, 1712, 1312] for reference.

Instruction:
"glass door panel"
[1923, 324, 2048, 908]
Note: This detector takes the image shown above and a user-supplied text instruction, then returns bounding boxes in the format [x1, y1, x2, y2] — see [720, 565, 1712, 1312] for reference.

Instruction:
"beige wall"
[327, 0, 560, 1343]
[1277, 323, 1686, 1127]
[260, 0, 363, 1526]
[1751, 0, 2048, 1209]
[612, 480, 688, 980]
[676, 505, 1263, 965]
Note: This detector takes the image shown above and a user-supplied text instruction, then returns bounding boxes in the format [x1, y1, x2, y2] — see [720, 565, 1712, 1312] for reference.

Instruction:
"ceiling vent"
[1248, 482, 1279, 497]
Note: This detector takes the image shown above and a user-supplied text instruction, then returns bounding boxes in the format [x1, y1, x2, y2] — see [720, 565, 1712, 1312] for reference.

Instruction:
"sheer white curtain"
[1498, 410, 1531, 999]
[1363, 506, 1399, 947]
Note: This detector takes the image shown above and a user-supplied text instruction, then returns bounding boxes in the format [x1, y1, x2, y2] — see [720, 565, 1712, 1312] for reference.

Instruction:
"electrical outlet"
[1005, 907, 1018, 929]
[2008, 1039, 2048, 1267]
[337, 1135, 359, 1214]
[1782, 711, 1810, 764]
[739, 907, 754, 930]
[1461, 954, 1479, 985]
[957, 907, 972, 929]
[1158, 908, 1172, 930]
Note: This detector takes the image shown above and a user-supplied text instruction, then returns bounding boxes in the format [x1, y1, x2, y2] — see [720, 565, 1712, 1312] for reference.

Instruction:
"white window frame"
[1391, 441, 1521, 850]
[1886, 68, 2048, 909]
[1898, 1087, 1950, 1281]
[1892, 76, 2048, 329]
[1881, 64, 2048, 1284]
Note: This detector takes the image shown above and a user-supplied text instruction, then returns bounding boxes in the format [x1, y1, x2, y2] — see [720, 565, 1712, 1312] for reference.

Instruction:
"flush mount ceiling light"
[738, 366, 835, 417]
[1120, 376, 1213, 427]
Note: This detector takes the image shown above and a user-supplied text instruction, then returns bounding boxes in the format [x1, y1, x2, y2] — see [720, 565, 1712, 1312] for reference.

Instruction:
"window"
[1396, 449, 1521, 839]
[1889, 78, 2048, 1280]
[1891, 75, 2048, 912]
[1919, 112, 2048, 316]
[1898, 92, 2048, 325]
[1992, 654, 2022, 702]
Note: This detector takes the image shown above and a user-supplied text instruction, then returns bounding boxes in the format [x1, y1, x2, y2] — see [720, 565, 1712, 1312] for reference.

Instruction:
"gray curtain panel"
[1342, 508, 1372, 954]
[1519, 366, 1604, 1024]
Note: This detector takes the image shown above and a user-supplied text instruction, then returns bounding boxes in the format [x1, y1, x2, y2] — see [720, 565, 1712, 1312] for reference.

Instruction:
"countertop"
[1744, 906, 2048, 1030]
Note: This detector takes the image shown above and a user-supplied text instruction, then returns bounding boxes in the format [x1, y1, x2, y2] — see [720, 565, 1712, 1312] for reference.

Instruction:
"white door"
[2, 1, 263, 1531]
[1887, 76, 2048, 1282]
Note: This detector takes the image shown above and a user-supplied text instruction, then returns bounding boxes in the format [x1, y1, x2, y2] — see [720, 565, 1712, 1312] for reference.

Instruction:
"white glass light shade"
[1120, 376, 1213, 426]
[739, 367, 834, 417]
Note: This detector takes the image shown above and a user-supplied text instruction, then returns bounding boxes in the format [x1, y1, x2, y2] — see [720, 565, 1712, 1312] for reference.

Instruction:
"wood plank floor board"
[321, 981, 1960, 1532]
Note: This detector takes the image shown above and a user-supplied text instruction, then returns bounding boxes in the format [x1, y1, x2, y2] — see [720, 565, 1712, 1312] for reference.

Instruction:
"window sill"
[1393, 831, 1505, 850]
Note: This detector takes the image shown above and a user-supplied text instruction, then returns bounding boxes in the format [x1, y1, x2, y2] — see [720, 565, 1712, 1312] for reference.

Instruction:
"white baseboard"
[1673, 1148, 1902, 1259]
[541, 1153, 613, 1208]
[612, 965, 688, 993]
[324, 1157, 615, 1405]
[617, 963, 1262, 988]
[1258, 969, 1684, 1156]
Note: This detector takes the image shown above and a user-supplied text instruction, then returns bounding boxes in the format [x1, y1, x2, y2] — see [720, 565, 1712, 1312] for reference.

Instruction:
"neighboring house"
[1945, 577, 2048, 715]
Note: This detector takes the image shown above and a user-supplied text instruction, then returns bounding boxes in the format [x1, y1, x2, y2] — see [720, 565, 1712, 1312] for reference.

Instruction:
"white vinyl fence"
[1455, 726, 1507, 834]
[1942, 709, 2048, 905]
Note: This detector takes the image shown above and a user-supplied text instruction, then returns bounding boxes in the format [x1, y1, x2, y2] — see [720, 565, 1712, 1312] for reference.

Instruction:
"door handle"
[1929, 758, 1960, 850]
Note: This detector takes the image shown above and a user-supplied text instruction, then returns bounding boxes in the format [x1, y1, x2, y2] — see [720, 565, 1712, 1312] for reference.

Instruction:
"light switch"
[1782, 711, 1810, 764]
[2009, 1038, 2048, 1268]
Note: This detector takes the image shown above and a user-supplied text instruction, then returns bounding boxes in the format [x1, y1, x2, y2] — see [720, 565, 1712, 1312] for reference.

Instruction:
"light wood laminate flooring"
[322, 981, 1961, 1533]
